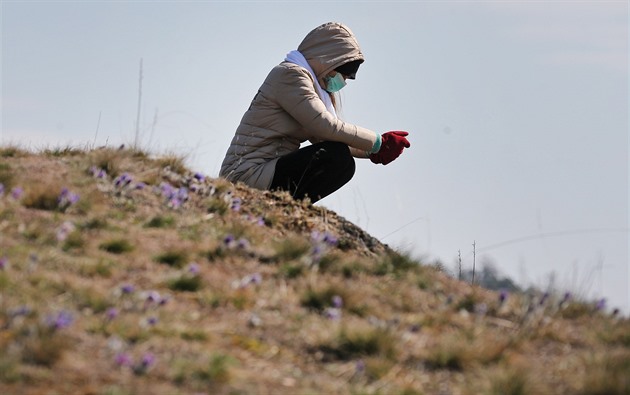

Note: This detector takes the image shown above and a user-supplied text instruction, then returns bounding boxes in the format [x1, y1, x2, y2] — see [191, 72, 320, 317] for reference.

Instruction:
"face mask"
[324, 73, 346, 93]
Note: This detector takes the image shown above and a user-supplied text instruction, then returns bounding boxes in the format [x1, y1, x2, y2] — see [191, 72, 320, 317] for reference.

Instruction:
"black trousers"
[270, 141, 356, 203]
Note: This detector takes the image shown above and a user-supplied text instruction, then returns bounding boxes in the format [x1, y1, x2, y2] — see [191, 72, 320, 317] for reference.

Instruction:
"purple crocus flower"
[249, 272, 262, 285]
[158, 295, 169, 306]
[47, 310, 74, 330]
[409, 323, 421, 333]
[498, 290, 508, 305]
[177, 187, 189, 202]
[561, 292, 572, 305]
[89, 166, 107, 179]
[193, 172, 205, 181]
[147, 316, 158, 326]
[596, 298, 606, 311]
[106, 307, 119, 321]
[223, 234, 235, 247]
[58, 188, 80, 210]
[539, 292, 549, 306]
[141, 352, 155, 367]
[121, 284, 135, 294]
[10, 305, 31, 318]
[10, 187, 23, 200]
[324, 307, 342, 320]
[114, 173, 132, 188]
[146, 291, 161, 304]
[322, 233, 338, 246]
[169, 198, 182, 209]
[115, 352, 133, 367]
[133, 352, 156, 374]
[0, 256, 8, 270]
[355, 359, 366, 374]
[187, 262, 200, 275]
[135, 182, 146, 190]
[160, 182, 175, 199]
[332, 295, 343, 309]
[237, 238, 250, 250]
[230, 197, 241, 212]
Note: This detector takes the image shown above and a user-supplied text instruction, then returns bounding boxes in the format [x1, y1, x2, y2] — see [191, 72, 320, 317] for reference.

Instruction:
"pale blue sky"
[2, 1, 628, 312]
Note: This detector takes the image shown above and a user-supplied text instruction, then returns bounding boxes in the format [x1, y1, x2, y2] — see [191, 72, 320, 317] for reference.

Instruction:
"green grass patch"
[145, 215, 175, 228]
[168, 275, 202, 292]
[154, 249, 188, 267]
[99, 239, 134, 254]
[319, 327, 397, 361]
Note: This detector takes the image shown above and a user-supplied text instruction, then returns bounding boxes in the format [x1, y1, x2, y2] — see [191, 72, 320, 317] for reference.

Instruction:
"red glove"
[370, 131, 411, 165]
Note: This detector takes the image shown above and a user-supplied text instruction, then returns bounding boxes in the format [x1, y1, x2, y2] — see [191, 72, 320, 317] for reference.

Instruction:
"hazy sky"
[2, 1, 628, 312]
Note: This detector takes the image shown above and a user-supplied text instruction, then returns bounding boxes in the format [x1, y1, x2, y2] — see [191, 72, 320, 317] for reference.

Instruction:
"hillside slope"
[1, 146, 628, 395]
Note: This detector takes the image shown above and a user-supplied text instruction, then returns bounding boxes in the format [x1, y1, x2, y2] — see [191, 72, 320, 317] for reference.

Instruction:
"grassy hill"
[0, 146, 628, 395]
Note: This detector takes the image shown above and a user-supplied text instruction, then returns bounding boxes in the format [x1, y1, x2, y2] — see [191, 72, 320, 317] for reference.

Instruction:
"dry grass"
[0, 146, 628, 395]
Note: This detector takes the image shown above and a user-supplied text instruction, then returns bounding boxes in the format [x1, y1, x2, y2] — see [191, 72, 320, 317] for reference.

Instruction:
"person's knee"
[318, 141, 352, 164]
[324, 142, 355, 180]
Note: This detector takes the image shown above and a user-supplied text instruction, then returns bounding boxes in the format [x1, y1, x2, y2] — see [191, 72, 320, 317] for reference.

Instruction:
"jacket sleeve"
[271, 67, 377, 152]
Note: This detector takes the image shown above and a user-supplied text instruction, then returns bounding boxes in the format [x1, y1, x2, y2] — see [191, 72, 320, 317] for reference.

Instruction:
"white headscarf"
[284, 50, 337, 118]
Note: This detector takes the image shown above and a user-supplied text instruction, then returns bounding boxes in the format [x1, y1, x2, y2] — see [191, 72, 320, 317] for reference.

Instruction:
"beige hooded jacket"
[219, 22, 378, 190]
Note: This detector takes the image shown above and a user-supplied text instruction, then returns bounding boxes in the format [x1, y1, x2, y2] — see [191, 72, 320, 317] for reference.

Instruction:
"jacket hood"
[297, 22, 364, 83]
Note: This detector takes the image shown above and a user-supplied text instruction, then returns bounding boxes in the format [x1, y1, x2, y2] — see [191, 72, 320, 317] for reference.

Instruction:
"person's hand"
[370, 131, 410, 165]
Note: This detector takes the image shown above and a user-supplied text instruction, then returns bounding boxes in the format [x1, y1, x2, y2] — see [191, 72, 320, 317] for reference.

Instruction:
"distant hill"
[1, 145, 628, 395]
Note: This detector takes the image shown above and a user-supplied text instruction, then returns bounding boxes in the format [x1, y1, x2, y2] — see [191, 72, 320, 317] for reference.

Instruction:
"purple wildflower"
[114, 173, 132, 188]
[146, 316, 158, 326]
[133, 352, 156, 375]
[249, 272, 262, 285]
[561, 292, 572, 306]
[58, 188, 80, 210]
[596, 298, 606, 311]
[145, 291, 161, 304]
[237, 237, 250, 250]
[177, 187, 189, 202]
[141, 352, 156, 368]
[332, 295, 343, 309]
[187, 262, 200, 275]
[498, 290, 508, 305]
[0, 256, 8, 270]
[121, 284, 135, 294]
[135, 182, 146, 190]
[409, 323, 421, 333]
[10, 187, 23, 200]
[10, 305, 31, 318]
[115, 352, 133, 367]
[193, 172, 205, 181]
[324, 307, 342, 320]
[0, 183, 4, 196]
[158, 295, 169, 306]
[539, 292, 549, 306]
[105, 307, 119, 321]
[312, 244, 323, 257]
[47, 310, 74, 330]
[223, 234, 235, 247]
[168, 197, 182, 209]
[160, 182, 175, 199]
[322, 233, 338, 246]
[90, 166, 107, 179]
[56, 221, 75, 241]
[355, 359, 366, 374]
[230, 197, 241, 212]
